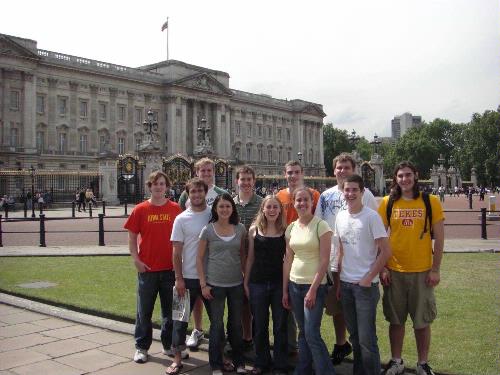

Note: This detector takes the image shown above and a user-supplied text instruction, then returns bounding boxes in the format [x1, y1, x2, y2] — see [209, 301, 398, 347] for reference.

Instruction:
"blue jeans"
[340, 281, 381, 375]
[249, 282, 288, 371]
[171, 278, 212, 352]
[288, 282, 335, 375]
[135, 270, 175, 351]
[208, 284, 244, 370]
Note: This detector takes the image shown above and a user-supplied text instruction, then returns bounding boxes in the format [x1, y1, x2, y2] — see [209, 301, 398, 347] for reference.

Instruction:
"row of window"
[233, 147, 319, 165]
[234, 121, 293, 141]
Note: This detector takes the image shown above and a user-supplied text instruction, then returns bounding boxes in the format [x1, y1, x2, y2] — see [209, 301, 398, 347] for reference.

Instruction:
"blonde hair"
[194, 158, 214, 172]
[252, 195, 287, 234]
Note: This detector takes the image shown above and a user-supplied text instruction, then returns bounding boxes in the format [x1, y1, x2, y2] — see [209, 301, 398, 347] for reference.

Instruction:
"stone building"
[0, 33, 326, 176]
[391, 112, 422, 139]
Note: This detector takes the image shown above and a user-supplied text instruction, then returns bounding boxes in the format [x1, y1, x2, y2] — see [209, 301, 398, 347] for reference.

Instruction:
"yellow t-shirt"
[285, 216, 332, 284]
[378, 193, 445, 272]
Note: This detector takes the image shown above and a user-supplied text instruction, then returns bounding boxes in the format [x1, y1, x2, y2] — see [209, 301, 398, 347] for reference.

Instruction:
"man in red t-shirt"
[124, 171, 181, 364]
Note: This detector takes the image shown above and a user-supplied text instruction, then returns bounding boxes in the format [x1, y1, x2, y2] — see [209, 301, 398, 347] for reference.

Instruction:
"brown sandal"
[166, 363, 183, 375]
[223, 360, 235, 372]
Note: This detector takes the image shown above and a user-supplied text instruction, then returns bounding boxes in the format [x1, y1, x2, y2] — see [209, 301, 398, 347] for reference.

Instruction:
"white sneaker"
[186, 329, 204, 348]
[416, 362, 436, 375]
[383, 359, 405, 375]
[133, 349, 148, 363]
[163, 348, 189, 359]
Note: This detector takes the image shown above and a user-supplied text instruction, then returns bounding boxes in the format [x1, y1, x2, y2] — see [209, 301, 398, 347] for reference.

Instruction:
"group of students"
[124, 154, 445, 375]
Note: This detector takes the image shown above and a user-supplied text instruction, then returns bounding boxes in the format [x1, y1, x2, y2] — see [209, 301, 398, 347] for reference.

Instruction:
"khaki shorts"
[382, 270, 437, 329]
[324, 285, 343, 316]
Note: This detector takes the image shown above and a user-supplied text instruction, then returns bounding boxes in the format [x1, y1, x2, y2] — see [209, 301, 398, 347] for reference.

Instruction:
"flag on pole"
[161, 19, 169, 32]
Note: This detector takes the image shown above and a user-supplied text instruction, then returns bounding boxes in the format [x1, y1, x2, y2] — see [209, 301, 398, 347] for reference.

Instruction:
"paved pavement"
[0, 294, 360, 375]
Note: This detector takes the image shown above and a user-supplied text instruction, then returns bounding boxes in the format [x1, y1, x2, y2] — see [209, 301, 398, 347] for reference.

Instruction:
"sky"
[2, 0, 499, 138]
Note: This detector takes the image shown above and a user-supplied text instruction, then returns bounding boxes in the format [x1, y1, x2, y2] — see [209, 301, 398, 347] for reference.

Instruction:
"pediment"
[0, 35, 39, 59]
[300, 104, 326, 117]
[170, 73, 233, 96]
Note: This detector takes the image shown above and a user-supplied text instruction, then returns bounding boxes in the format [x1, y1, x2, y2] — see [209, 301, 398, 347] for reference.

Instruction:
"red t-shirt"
[124, 199, 181, 272]
[276, 188, 320, 225]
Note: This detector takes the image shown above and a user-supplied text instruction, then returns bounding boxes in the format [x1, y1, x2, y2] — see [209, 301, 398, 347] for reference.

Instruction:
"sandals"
[165, 362, 183, 375]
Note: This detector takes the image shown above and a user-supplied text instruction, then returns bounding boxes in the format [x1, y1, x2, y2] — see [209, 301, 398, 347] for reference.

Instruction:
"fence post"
[39, 214, 46, 247]
[23, 201, 27, 218]
[102, 200, 106, 216]
[0, 214, 3, 247]
[72, 201, 76, 218]
[4, 205, 8, 219]
[124, 199, 128, 216]
[481, 208, 487, 239]
[89, 203, 93, 219]
[98, 213, 105, 246]
[39, 202, 43, 216]
[468, 194, 473, 209]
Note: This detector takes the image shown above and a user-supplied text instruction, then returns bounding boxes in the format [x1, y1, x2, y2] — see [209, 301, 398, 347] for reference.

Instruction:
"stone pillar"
[181, 98, 187, 154]
[90, 84, 99, 151]
[471, 168, 477, 188]
[0, 69, 8, 146]
[370, 154, 384, 196]
[127, 91, 135, 154]
[68, 81, 78, 152]
[47, 78, 58, 152]
[22, 72, 36, 152]
[160, 95, 169, 152]
[98, 154, 119, 205]
[430, 166, 439, 189]
[109, 87, 118, 150]
[319, 123, 325, 171]
[167, 96, 176, 154]
[140, 149, 163, 183]
[214, 103, 222, 156]
[224, 105, 232, 158]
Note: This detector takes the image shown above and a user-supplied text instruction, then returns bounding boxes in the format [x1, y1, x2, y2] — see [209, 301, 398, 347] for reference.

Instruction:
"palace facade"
[0, 33, 326, 176]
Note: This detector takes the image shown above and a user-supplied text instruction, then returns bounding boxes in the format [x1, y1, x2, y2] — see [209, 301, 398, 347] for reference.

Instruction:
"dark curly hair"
[389, 161, 420, 200]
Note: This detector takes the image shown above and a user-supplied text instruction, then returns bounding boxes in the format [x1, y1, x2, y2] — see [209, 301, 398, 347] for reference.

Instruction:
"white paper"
[172, 287, 190, 322]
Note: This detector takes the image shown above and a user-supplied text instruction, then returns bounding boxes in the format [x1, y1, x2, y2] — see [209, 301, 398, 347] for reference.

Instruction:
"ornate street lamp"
[370, 133, 382, 155]
[142, 108, 158, 144]
[349, 129, 360, 149]
[297, 151, 303, 163]
[30, 165, 36, 218]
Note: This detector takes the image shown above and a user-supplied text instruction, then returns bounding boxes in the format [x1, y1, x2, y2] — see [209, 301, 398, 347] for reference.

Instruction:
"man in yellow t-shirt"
[378, 161, 444, 375]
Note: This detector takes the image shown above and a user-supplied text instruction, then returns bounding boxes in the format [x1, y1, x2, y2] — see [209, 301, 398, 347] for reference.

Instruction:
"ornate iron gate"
[117, 155, 144, 204]
[162, 154, 194, 197]
[361, 162, 376, 193]
[214, 159, 232, 191]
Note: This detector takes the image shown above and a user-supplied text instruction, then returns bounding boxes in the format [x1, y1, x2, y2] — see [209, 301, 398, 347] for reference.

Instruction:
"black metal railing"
[0, 208, 498, 248]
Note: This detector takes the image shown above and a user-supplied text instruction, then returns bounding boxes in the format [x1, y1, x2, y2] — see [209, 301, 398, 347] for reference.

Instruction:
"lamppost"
[30, 165, 36, 218]
[370, 133, 382, 155]
[142, 108, 158, 144]
[297, 151, 303, 163]
[349, 129, 360, 149]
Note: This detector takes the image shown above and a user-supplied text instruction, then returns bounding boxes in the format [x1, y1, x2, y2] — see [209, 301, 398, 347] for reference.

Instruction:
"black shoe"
[330, 341, 352, 365]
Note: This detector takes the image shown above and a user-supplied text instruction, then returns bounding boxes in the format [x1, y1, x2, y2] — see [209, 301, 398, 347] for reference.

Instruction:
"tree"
[322, 123, 351, 176]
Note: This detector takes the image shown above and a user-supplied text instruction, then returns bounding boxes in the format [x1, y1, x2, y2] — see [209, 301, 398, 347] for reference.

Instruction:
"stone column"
[127, 91, 135, 154]
[0, 69, 7, 146]
[319, 123, 325, 170]
[214, 103, 222, 155]
[109, 87, 118, 150]
[47, 78, 58, 152]
[370, 154, 384, 196]
[68, 81, 78, 152]
[430, 167, 439, 190]
[22, 71, 36, 152]
[181, 98, 188, 155]
[224, 105, 231, 158]
[89, 84, 99, 151]
[167, 96, 176, 154]
[160, 95, 169, 152]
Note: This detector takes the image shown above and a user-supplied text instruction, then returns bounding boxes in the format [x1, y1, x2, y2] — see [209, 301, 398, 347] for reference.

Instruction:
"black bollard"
[39, 203, 43, 216]
[468, 194, 473, 210]
[72, 201, 76, 218]
[124, 199, 128, 216]
[89, 203, 93, 219]
[98, 213, 105, 246]
[4, 205, 8, 219]
[481, 208, 487, 240]
[0, 214, 3, 247]
[23, 201, 27, 218]
[102, 200, 106, 216]
[39, 214, 46, 247]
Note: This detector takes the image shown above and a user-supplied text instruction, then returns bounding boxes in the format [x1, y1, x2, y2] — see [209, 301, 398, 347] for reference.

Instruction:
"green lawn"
[0, 253, 497, 375]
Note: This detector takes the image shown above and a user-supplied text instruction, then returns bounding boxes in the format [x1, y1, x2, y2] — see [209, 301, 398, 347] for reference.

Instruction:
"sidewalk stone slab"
[0, 305, 20, 316]
[10, 359, 84, 375]
[0, 323, 46, 338]
[42, 324, 101, 339]
[30, 337, 101, 357]
[88, 356, 172, 375]
[0, 333, 58, 352]
[79, 331, 130, 345]
[0, 311, 48, 325]
[31, 317, 75, 330]
[0, 348, 50, 370]
[54, 349, 129, 372]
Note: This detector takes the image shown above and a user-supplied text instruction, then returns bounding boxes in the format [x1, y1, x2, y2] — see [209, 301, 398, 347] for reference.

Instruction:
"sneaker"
[416, 362, 436, 375]
[133, 348, 148, 363]
[163, 348, 189, 359]
[383, 359, 405, 375]
[187, 329, 204, 348]
[330, 341, 353, 365]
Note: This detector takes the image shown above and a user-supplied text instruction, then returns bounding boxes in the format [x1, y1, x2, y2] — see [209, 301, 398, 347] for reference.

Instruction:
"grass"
[0, 253, 498, 375]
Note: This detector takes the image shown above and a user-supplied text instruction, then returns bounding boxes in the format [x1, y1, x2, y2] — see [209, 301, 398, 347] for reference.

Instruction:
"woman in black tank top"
[244, 196, 289, 374]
